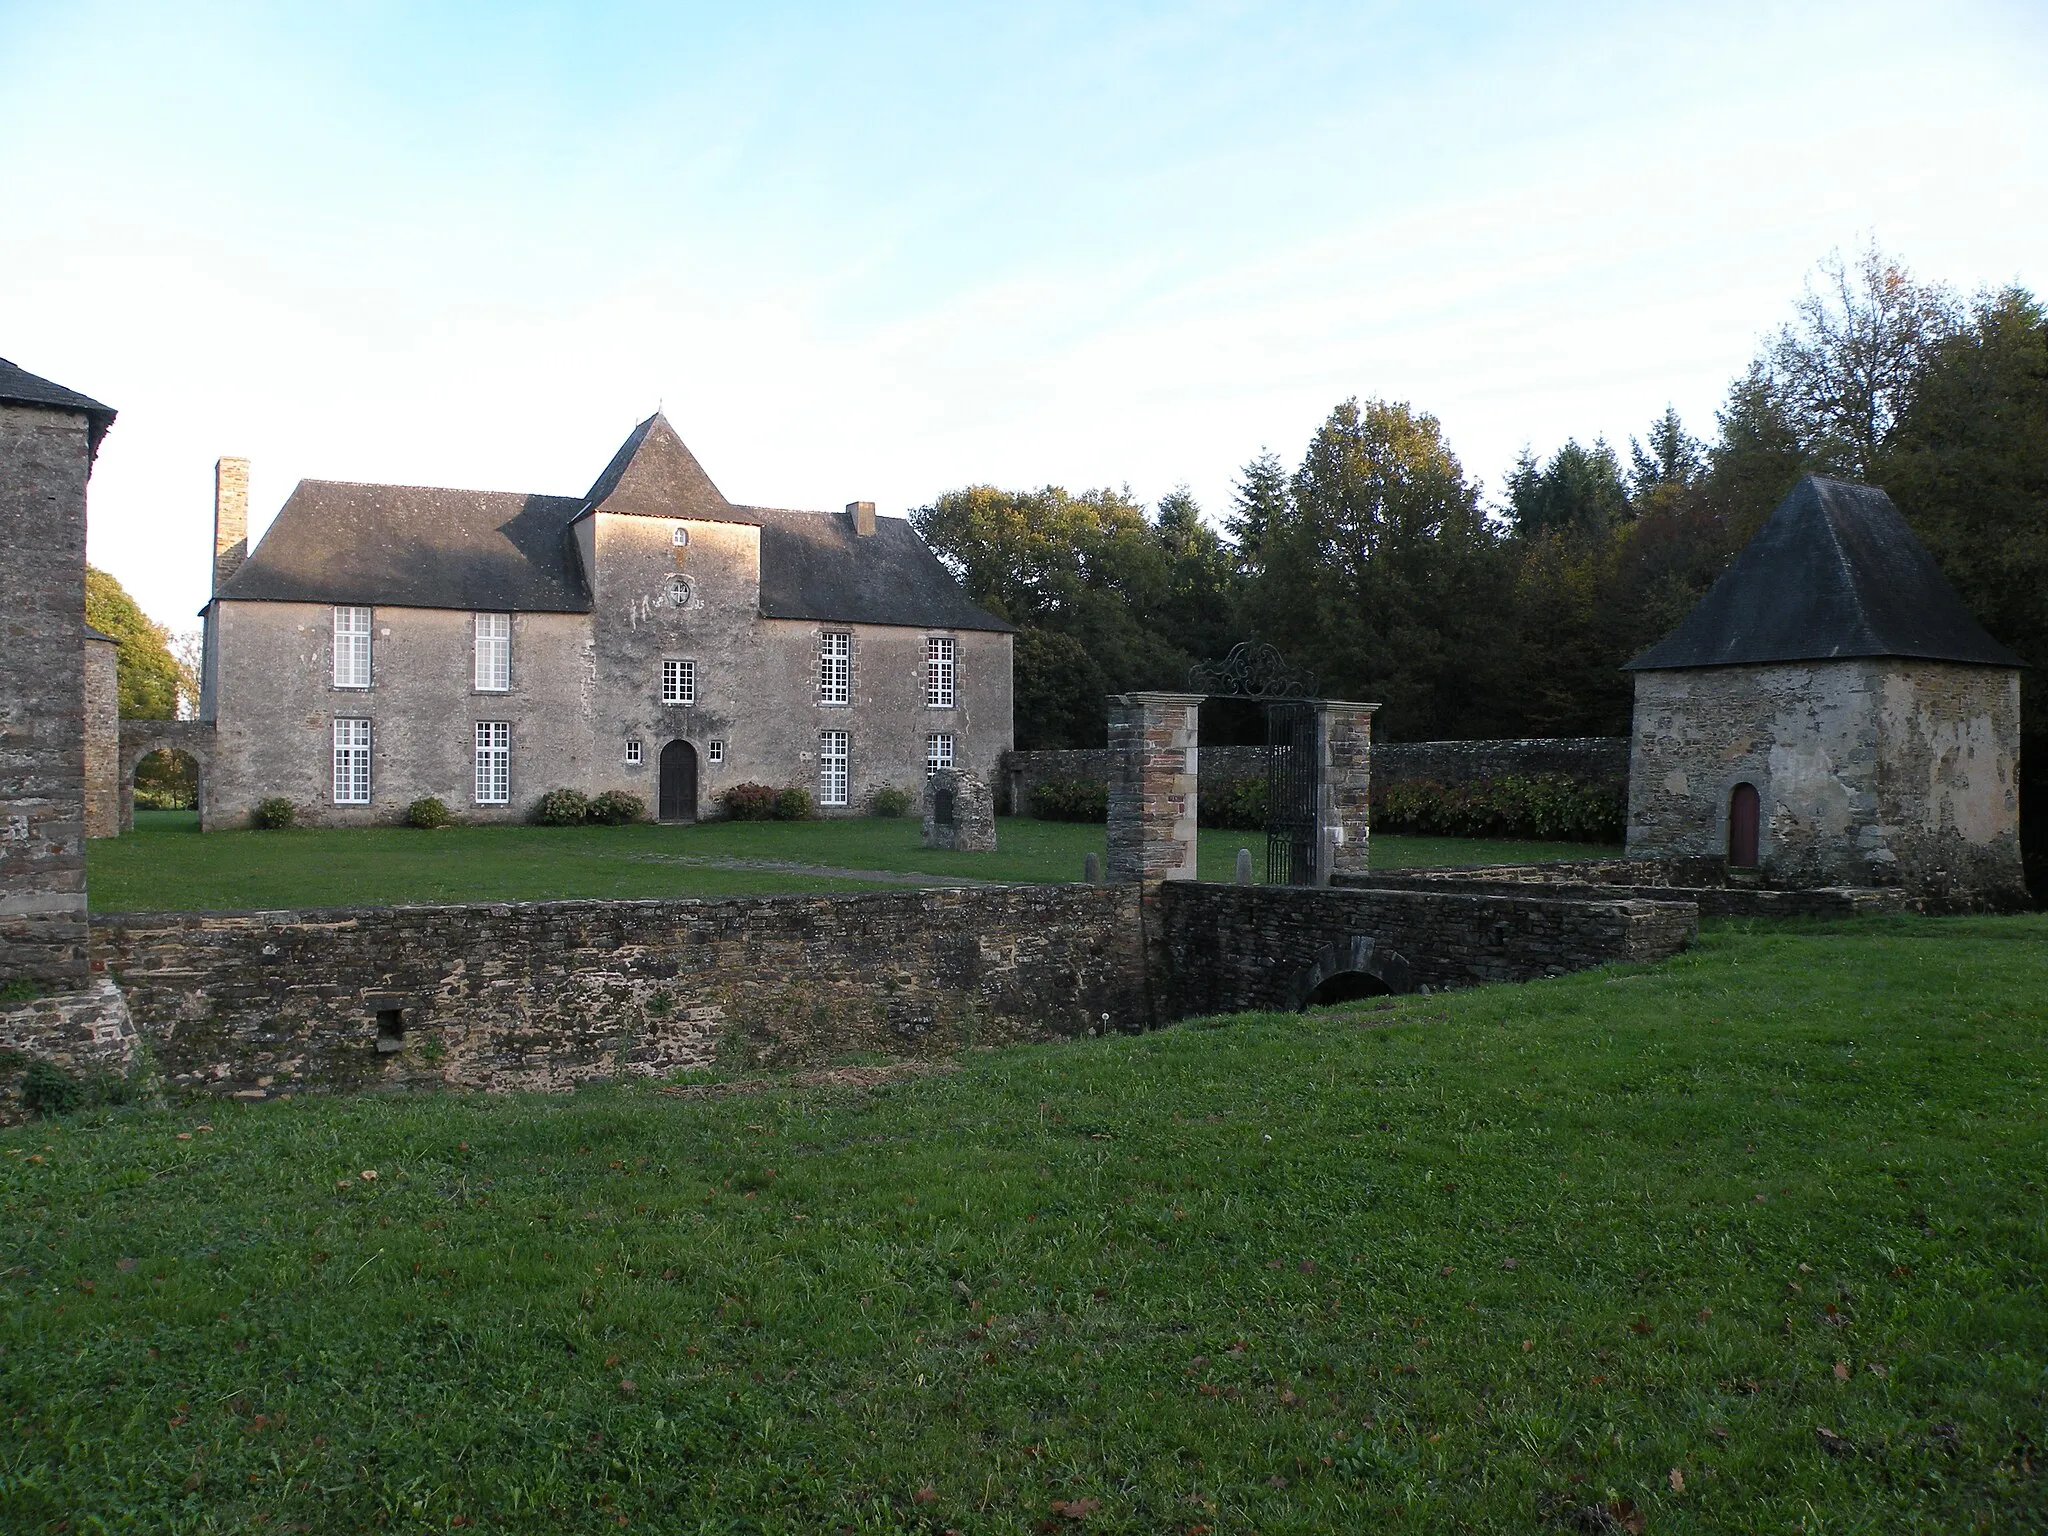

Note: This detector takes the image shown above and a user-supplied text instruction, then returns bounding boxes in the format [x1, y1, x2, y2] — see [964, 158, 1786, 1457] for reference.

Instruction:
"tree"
[1767, 241, 1960, 478]
[84, 567, 188, 719]
[1628, 405, 1704, 504]
[1241, 398, 1514, 738]
[1224, 449, 1289, 568]
[1506, 438, 1630, 540]
[1150, 486, 1241, 669]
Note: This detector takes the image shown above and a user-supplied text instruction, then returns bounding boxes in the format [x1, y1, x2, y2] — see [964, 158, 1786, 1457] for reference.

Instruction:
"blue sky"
[5, 0, 2044, 633]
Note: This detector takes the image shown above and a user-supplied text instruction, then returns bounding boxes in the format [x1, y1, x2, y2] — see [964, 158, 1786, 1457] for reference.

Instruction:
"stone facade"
[199, 420, 1014, 828]
[1627, 660, 2025, 902]
[0, 383, 109, 984]
[82, 630, 119, 839]
[922, 768, 996, 851]
[1161, 882, 1698, 1016]
[1105, 693, 1200, 884]
[92, 886, 1146, 1099]
[1319, 702, 1376, 881]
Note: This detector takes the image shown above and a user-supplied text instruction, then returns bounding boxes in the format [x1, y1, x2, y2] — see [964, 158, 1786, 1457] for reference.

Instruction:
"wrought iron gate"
[1264, 700, 1322, 885]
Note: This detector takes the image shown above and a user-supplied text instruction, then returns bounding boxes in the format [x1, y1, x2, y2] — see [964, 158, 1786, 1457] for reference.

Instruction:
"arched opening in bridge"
[1301, 969, 1394, 1009]
[133, 748, 201, 827]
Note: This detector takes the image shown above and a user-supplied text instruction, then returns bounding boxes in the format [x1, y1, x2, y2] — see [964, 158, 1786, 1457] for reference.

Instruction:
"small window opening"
[708, 739, 725, 764]
[934, 787, 956, 827]
[375, 1009, 406, 1054]
[625, 739, 642, 765]
[671, 526, 690, 547]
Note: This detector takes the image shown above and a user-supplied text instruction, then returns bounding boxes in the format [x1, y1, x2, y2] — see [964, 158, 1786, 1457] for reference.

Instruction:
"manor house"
[198, 414, 1014, 828]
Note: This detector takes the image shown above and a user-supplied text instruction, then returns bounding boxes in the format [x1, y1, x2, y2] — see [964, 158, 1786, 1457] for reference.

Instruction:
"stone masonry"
[0, 366, 114, 984]
[82, 629, 119, 839]
[1105, 692, 1200, 884]
[1318, 701, 1377, 882]
[922, 768, 996, 851]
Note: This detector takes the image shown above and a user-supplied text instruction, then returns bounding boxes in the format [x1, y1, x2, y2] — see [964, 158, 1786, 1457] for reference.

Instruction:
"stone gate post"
[1317, 700, 1378, 884]
[1106, 692, 1201, 885]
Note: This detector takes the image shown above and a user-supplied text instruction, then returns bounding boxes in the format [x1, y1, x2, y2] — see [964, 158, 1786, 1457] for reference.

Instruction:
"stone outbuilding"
[1623, 475, 2025, 904]
[921, 768, 996, 851]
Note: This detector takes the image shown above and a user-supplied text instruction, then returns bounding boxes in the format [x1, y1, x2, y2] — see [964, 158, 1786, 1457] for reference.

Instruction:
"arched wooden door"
[1728, 782, 1760, 868]
[659, 740, 699, 823]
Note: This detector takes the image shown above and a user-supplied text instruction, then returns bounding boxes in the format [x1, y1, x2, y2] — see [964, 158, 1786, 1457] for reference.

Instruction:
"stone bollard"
[1083, 852, 1101, 884]
[1235, 847, 1253, 885]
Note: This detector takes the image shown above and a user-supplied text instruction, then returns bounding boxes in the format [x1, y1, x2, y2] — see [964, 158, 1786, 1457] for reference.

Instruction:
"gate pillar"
[1106, 692, 1201, 885]
[1318, 701, 1378, 883]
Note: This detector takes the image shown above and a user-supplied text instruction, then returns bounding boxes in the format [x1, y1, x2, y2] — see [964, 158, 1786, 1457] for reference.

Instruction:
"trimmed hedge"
[721, 783, 778, 821]
[1201, 775, 1267, 831]
[588, 791, 645, 826]
[1373, 773, 1626, 843]
[870, 786, 913, 818]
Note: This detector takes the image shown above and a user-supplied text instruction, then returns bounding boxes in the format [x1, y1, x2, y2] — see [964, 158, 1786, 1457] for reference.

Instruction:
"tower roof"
[1623, 475, 2021, 671]
[579, 412, 741, 523]
[0, 356, 116, 453]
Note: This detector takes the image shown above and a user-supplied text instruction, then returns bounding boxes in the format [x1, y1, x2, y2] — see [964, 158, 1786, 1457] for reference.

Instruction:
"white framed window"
[819, 730, 849, 807]
[332, 718, 371, 804]
[671, 526, 690, 547]
[926, 732, 955, 773]
[662, 659, 697, 706]
[925, 635, 956, 708]
[474, 721, 510, 805]
[333, 606, 372, 689]
[625, 738, 642, 766]
[474, 612, 510, 692]
[708, 739, 725, 764]
[819, 631, 851, 706]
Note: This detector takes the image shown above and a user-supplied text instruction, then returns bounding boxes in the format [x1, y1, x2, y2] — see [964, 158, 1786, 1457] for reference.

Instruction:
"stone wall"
[1334, 865, 1909, 919]
[82, 633, 119, 839]
[0, 403, 94, 983]
[91, 884, 1145, 1101]
[1002, 737, 1627, 818]
[1627, 660, 2025, 903]
[1160, 882, 1697, 1017]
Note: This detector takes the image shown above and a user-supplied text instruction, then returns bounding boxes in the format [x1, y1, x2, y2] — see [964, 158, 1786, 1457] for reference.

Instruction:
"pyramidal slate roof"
[1624, 475, 2020, 672]
[0, 356, 116, 452]
[216, 414, 1013, 631]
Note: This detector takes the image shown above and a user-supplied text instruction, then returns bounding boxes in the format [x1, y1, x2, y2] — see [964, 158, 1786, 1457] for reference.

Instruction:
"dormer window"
[671, 526, 690, 547]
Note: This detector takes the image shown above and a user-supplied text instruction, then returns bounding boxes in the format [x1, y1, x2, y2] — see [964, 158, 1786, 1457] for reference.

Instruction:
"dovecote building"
[1623, 475, 2025, 903]
[199, 414, 1014, 828]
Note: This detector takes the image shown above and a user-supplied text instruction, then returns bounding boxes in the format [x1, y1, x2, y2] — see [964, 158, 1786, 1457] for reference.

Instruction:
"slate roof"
[216, 483, 593, 612]
[0, 356, 116, 452]
[215, 413, 1013, 631]
[1625, 475, 2021, 671]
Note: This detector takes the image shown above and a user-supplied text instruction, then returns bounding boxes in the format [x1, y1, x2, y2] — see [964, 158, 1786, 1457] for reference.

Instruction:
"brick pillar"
[1317, 700, 1378, 884]
[1106, 692, 1201, 885]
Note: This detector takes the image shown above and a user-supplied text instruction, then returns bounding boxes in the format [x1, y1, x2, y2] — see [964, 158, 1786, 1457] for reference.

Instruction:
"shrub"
[252, 798, 296, 830]
[773, 786, 813, 821]
[531, 788, 591, 826]
[21, 1060, 85, 1118]
[588, 790, 645, 826]
[406, 796, 451, 829]
[721, 782, 778, 821]
[1372, 773, 1626, 843]
[870, 786, 913, 818]
[1030, 777, 1108, 822]
[1201, 775, 1268, 831]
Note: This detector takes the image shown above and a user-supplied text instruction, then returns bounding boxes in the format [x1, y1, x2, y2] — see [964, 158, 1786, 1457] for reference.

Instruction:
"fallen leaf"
[1814, 1425, 1853, 1457]
[1834, 1360, 1850, 1381]
[1628, 1317, 1653, 1336]
[913, 1486, 937, 1506]
[1522, 1339, 1534, 1351]
[1669, 1466, 1685, 1492]
[1049, 1496, 1101, 1519]
[1696, 1306, 1712, 1321]
[1500, 1257, 1518, 1271]
[616, 1379, 636, 1398]
[1867, 1362, 1889, 1378]
[360, 1170, 377, 1182]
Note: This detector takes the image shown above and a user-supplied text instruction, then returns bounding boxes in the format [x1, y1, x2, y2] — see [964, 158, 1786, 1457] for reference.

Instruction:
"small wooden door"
[1728, 782, 1760, 868]
[659, 740, 698, 823]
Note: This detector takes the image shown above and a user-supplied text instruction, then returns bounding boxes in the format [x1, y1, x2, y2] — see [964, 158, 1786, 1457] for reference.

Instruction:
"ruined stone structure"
[199, 416, 1013, 828]
[82, 627, 119, 839]
[1625, 476, 2025, 903]
[922, 768, 996, 851]
[0, 359, 114, 983]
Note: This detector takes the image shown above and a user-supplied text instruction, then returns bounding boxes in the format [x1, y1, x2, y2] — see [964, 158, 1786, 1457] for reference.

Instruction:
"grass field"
[4, 915, 2043, 1531]
[86, 812, 1622, 912]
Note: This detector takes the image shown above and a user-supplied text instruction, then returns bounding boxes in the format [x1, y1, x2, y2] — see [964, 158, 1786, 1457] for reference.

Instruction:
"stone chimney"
[845, 500, 876, 537]
[213, 457, 249, 593]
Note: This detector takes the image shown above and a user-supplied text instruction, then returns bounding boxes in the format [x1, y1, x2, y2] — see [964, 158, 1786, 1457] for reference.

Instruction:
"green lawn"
[5, 916, 2043, 1531]
[89, 812, 1621, 913]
